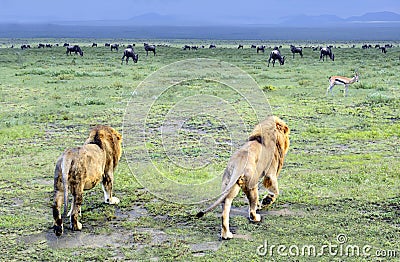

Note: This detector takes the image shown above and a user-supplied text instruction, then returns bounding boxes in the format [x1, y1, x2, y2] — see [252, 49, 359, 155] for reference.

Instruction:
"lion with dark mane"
[197, 116, 290, 240]
[52, 125, 122, 236]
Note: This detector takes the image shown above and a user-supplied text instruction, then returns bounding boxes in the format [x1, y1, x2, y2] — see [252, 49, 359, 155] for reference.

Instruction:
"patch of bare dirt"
[19, 230, 132, 249]
[115, 206, 149, 221]
[230, 204, 305, 218]
[190, 241, 222, 257]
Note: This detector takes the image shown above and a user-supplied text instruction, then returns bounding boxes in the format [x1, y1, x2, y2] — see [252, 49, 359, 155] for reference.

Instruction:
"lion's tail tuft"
[196, 211, 205, 218]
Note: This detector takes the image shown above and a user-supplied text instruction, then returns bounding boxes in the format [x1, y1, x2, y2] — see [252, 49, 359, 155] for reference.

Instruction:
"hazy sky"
[1, 0, 399, 24]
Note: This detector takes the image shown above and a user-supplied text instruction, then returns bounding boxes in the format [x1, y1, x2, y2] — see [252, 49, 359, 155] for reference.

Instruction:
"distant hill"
[346, 11, 400, 22]
[278, 11, 400, 27]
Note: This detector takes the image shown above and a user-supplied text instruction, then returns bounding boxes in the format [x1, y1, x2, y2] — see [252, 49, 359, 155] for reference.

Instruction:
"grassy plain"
[0, 39, 399, 261]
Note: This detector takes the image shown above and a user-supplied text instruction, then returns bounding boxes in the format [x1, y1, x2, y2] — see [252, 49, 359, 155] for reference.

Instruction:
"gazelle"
[327, 73, 359, 96]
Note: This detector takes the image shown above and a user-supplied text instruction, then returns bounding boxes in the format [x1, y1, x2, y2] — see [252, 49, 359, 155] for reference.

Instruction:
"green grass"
[0, 39, 399, 261]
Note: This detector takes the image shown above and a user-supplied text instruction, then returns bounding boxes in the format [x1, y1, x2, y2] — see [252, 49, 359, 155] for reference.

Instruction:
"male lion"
[197, 116, 290, 240]
[52, 125, 122, 236]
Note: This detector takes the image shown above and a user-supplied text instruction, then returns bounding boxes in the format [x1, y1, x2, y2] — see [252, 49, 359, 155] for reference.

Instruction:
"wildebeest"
[63, 43, 69, 47]
[238, 44, 244, 49]
[105, 43, 111, 47]
[66, 45, 84, 56]
[92, 43, 98, 47]
[290, 45, 303, 58]
[183, 45, 191, 50]
[379, 46, 387, 53]
[144, 43, 156, 56]
[268, 49, 285, 67]
[111, 44, 119, 51]
[191, 46, 198, 50]
[46, 44, 52, 48]
[257, 45, 265, 53]
[251, 44, 257, 48]
[121, 48, 138, 64]
[38, 43, 45, 48]
[209, 44, 216, 49]
[320, 47, 334, 61]
[21, 44, 31, 49]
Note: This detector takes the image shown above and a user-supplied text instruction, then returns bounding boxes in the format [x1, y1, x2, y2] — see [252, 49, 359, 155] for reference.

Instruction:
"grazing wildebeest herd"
[13, 41, 397, 66]
[12, 40, 397, 100]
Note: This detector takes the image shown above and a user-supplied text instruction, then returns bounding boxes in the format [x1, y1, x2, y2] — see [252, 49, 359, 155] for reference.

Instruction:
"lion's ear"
[96, 130, 105, 139]
[115, 132, 122, 141]
[248, 134, 263, 144]
[90, 129, 105, 148]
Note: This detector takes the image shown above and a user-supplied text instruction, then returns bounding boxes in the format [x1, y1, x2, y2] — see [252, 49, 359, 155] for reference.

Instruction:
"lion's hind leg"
[221, 183, 241, 240]
[70, 187, 83, 231]
[53, 190, 64, 236]
[244, 187, 261, 222]
[67, 199, 81, 217]
[53, 164, 64, 236]
[261, 174, 279, 208]
[102, 172, 119, 205]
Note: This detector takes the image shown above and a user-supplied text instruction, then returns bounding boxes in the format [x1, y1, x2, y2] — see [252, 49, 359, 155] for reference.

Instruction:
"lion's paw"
[76, 221, 83, 231]
[54, 224, 63, 236]
[249, 213, 261, 222]
[71, 221, 82, 231]
[221, 231, 233, 240]
[109, 197, 120, 205]
[261, 194, 276, 208]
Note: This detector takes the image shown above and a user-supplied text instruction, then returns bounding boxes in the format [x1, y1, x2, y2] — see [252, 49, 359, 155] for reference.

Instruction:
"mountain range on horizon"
[5, 11, 398, 27]
[34, 11, 400, 27]
[2, 10, 400, 40]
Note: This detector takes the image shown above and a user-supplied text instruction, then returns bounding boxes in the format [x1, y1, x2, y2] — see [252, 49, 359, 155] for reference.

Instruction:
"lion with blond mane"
[52, 125, 122, 236]
[197, 116, 290, 240]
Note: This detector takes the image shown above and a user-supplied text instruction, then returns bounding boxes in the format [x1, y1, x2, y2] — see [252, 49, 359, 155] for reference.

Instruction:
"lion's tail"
[196, 167, 244, 218]
[196, 189, 231, 218]
[61, 156, 72, 218]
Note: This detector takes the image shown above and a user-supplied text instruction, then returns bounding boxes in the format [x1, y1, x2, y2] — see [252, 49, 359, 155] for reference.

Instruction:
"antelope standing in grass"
[327, 72, 359, 97]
